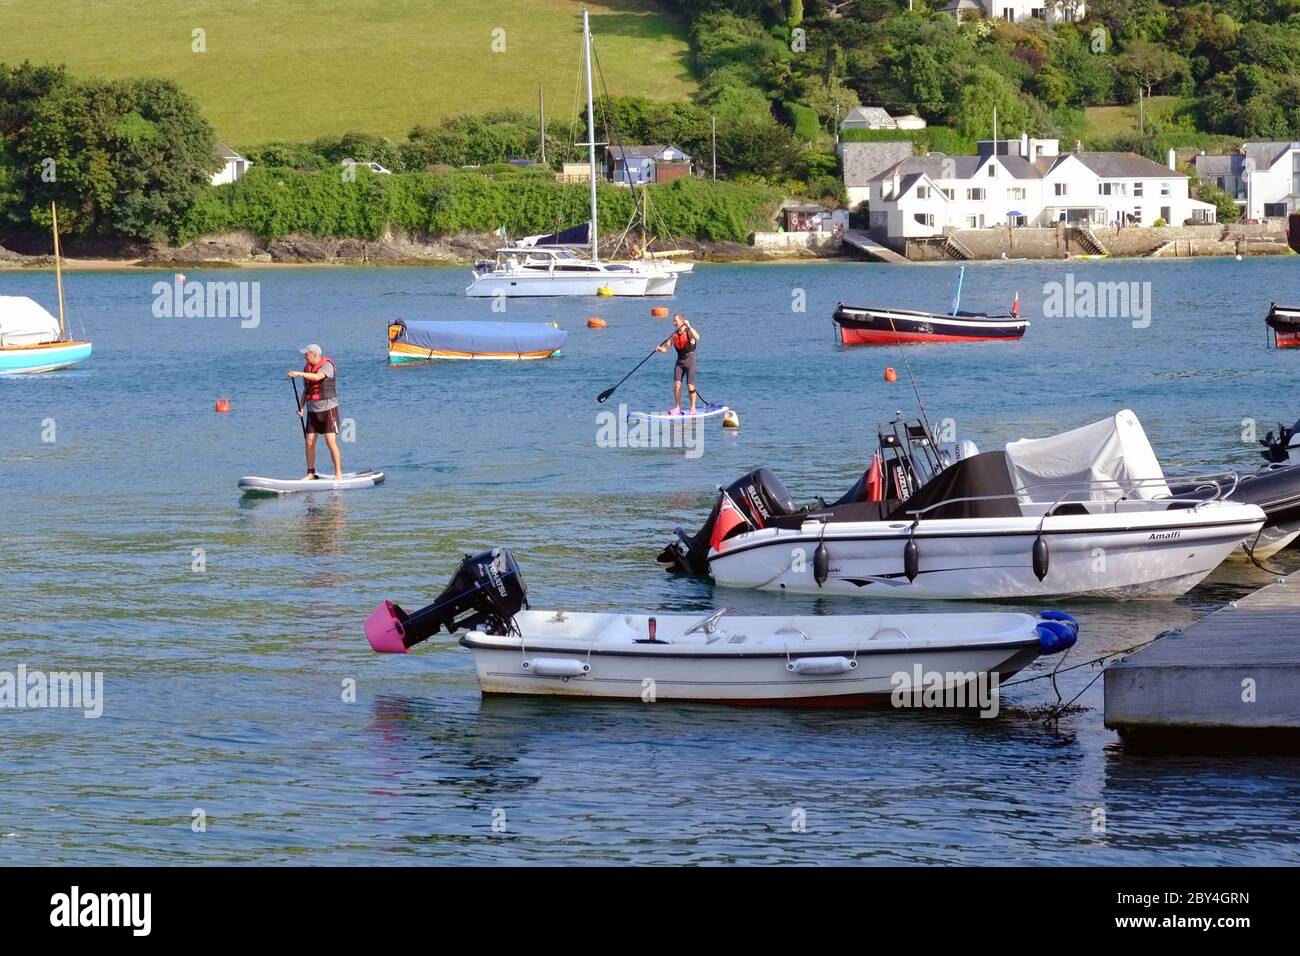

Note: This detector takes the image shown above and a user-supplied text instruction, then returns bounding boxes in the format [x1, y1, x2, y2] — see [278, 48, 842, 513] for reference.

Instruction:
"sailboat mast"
[51, 202, 67, 340]
[583, 8, 599, 261]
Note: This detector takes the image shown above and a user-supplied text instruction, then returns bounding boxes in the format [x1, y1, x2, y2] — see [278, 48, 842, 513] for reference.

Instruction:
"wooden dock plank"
[842, 230, 911, 265]
[1104, 578, 1300, 741]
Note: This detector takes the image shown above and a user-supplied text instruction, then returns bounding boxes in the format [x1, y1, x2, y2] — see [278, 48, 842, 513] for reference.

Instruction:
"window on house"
[1161, 182, 1171, 197]
[965, 215, 985, 228]
[916, 186, 929, 199]
[1134, 182, 1144, 197]
[967, 188, 985, 200]
[1032, 7, 1046, 19]
[988, 165, 996, 177]
[913, 213, 934, 227]
[1055, 183, 1067, 196]
[1008, 187, 1026, 200]
[942, 188, 955, 200]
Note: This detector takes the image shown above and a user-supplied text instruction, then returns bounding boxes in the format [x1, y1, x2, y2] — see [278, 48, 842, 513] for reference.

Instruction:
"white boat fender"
[787, 656, 857, 675]
[523, 658, 591, 679]
[1035, 611, 1079, 654]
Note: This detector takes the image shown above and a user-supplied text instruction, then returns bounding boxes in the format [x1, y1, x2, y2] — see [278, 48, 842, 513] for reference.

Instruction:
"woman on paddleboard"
[656, 313, 700, 414]
[287, 344, 344, 480]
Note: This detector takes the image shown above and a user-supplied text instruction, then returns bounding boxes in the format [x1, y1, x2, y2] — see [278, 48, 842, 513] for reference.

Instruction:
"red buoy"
[884, 367, 898, 383]
[651, 306, 669, 317]
[587, 317, 607, 328]
[215, 397, 231, 413]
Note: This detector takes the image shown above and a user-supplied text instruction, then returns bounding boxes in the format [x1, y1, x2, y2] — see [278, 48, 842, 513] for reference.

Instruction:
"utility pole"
[834, 98, 840, 146]
[538, 85, 546, 165]
[711, 114, 717, 182]
[1138, 86, 1145, 136]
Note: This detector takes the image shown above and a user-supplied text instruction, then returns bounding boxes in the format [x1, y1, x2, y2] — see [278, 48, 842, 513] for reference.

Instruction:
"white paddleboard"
[627, 403, 729, 423]
[238, 470, 385, 494]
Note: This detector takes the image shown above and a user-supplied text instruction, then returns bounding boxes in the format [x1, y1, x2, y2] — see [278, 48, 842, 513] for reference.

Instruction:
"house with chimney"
[1191, 142, 1300, 220]
[865, 135, 1215, 245]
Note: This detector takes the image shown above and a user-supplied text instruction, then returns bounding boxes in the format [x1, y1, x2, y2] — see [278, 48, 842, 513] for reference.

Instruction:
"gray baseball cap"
[299, 343, 322, 355]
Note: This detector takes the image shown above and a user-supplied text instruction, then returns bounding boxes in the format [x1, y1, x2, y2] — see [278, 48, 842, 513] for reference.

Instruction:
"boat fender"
[523, 658, 590, 678]
[787, 656, 857, 675]
[813, 542, 829, 587]
[904, 537, 920, 582]
[1032, 535, 1050, 581]
[1035, 620, 1077, 654]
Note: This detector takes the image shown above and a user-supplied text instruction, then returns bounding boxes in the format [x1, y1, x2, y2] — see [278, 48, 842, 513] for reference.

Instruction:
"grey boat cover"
[393, 320, 568, 355]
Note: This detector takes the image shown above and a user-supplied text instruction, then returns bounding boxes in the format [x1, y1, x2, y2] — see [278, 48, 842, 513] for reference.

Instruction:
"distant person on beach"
[287, 344, 343, 480]
[656, 313, 700, 413]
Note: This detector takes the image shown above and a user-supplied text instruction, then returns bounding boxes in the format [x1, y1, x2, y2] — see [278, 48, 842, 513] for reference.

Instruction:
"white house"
[943, 0, 1086, 23]
[1191, 142, 1300, 220]
[866, 135, 1215, 243]
[211, 143, 252, 186]
[840, 107, 927, 132]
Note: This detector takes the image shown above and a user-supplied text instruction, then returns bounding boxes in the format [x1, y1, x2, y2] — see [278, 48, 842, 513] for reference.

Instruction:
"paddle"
[291, 377, 308, 439]
[596, 332, 674, 403]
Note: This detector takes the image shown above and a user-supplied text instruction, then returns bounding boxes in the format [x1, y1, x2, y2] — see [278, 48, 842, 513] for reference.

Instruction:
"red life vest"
[672, 328, 695, 355]
[303, 356, 336, 402]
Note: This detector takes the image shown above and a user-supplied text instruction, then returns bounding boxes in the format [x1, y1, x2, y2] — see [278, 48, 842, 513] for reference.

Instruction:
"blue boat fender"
[1035, 610, 1079, 653]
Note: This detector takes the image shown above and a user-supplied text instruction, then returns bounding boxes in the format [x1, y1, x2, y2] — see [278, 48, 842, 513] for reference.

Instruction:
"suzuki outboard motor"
[365, 548, 529, 653]
[658, 467, 800, 576]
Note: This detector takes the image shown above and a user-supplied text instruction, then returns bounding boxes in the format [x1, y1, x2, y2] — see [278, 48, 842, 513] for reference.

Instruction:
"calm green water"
[2, 258, 1299, 864]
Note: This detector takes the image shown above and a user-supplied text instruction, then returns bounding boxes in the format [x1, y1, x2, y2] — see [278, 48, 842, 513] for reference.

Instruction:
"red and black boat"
[833, 304, 1029, 345]
[1265, 303, 1300, 349]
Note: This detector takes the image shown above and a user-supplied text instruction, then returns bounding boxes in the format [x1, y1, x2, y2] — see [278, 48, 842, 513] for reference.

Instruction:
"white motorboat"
[364, 549, 1080, 706]
[662, 411, 1266, 600]
[463, 11, 678, 299]
[465, 246, 677, 298]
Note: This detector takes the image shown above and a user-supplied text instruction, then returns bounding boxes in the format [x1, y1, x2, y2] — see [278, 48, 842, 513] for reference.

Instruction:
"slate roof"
[843, 107, 896, 127]
[840, 140, 915, 187]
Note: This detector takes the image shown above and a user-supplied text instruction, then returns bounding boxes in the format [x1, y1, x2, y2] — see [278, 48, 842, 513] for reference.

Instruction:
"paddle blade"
[596, 388, 614, 403]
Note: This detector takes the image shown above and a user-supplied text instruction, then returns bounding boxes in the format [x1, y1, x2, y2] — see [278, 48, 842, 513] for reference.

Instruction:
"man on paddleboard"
[656, 313, 700, 413]
[287, 344, 343, 480]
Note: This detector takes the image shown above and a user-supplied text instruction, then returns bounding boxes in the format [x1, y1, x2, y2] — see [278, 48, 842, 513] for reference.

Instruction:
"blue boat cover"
[394, 320, 568, 355]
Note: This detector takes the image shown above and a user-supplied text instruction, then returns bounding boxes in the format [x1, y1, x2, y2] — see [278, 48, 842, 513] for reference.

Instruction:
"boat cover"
[517, 222, 590, 248]
[887, 451, 1022, 520]
[0, 296, 60, 347]
[393, 320, 567, 355]
[1004, 409, 1170, 503]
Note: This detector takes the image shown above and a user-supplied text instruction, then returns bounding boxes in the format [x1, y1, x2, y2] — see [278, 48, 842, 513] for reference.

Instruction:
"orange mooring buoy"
[651, 306, 669, 317]
[587, 317, 607, 328]
[884, 367, 898, 383]
[215, 397, 231, 413]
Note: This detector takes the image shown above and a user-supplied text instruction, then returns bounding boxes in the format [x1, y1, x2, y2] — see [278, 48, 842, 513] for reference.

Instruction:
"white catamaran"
[465, 10, 678, 298]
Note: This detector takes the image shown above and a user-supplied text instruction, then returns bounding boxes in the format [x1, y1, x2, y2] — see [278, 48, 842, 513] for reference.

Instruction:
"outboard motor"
[1260, 420, 1300, 464]
[365, 548, 528, 653]
[658, 467, 799, 576]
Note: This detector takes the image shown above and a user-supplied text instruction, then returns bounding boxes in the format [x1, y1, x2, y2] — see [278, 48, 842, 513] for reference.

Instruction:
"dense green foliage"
[180, 166, 782, 244]
[0, 61, 219, 240]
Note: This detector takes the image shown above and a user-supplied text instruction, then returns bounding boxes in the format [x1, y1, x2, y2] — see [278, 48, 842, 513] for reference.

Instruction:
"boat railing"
[895, 472, 1242, 522]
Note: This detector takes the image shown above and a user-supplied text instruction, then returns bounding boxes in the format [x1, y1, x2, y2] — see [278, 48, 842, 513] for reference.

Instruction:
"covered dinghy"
[387, 319, 568, 363]
[0, 296, 61, 347]
[1004, 409, 1170, 504]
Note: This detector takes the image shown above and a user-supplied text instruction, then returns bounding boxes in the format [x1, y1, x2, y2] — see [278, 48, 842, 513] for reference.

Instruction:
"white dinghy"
[364, 549, 1079, 706]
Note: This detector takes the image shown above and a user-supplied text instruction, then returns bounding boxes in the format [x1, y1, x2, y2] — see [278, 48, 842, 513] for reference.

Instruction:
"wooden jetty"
[1105, 578, 1300, 749]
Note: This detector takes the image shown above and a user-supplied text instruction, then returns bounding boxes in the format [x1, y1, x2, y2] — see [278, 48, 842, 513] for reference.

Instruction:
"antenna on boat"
[51, 201, 67, 341]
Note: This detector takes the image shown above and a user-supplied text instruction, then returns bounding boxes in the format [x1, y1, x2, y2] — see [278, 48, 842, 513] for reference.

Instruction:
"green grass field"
[0, 0, 696, 146]
[1083, 96, 1181, 140]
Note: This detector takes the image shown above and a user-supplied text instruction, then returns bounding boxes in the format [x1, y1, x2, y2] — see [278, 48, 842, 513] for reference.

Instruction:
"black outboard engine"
[365, 549, 529, 654]
[1260, 420, 1299, 464]
[658, 467, 800, 576]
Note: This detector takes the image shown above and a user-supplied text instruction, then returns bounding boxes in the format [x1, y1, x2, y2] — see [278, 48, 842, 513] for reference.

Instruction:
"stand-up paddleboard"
[238, 470, 385, 495]
[627, 403, 729, 423]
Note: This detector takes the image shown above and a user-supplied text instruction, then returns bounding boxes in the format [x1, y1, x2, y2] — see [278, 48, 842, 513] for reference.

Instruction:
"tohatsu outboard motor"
[365, 549, 529, 653]
[658, 467, 800, 576]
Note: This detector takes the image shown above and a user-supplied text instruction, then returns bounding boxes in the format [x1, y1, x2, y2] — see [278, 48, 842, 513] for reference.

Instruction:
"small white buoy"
[1236, 254, 1243, 261]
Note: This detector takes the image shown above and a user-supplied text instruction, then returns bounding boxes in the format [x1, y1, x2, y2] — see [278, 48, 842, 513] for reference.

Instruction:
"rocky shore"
[0, 229, 844, 270]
